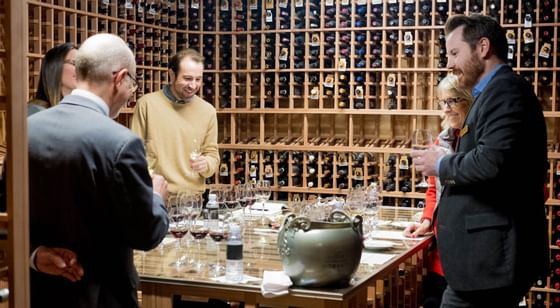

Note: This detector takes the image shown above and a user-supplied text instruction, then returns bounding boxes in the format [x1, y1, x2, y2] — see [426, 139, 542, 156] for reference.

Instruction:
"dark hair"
[444, 14, 508, 63]
[34, 43, 77, 107]
[168, 49, 204, 76]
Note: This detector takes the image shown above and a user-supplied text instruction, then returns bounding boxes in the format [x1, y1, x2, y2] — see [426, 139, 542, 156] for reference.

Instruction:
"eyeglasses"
[64, 60, 76, 66]
[439, 97, 463, 109]
[113, 69, 138, 93]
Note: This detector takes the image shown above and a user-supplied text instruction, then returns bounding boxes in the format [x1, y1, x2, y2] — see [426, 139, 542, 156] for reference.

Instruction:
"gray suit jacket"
[437, 66, 549, 292]
[28, 95, 169, 308]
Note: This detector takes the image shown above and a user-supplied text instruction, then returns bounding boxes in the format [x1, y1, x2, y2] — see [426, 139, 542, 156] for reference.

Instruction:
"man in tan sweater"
[131, 49, 219, 194]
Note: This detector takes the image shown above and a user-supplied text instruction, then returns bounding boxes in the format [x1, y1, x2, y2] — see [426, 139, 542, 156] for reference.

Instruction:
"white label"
[372, 0, 382, 4]
[265, 10, 273, 23]
[148, 3, 156, 15]
[102, 0, 110, 5]
[539, 43, 551, 58]
[355, 86, 364, 99]
[342, 0, 350, 5]
[357, 0, 366, 4]
[386, 73, 396, 87]
[323, 74, 334, 88]
[310, 87, 319, 100]
[178, 1, 185, 9]
[310, 33, 320, 46]
[523, 29, 534, 44]
[507, 45, 514, 60]
[405, 0, 414, 3]
[279, 0, 288, 8]
[279, 47, 289, 61]
[326, 0, 334, 6]
[295, 0, 303, 7]
[234, 0, 243, 11]
[191, 0, 199, 9]
[221, 0, 229, 11]
[524, 13, 532, 28]
[125, 0, 133, 9]
[404, 31, 414, 46]
[388, 0, 397, 3]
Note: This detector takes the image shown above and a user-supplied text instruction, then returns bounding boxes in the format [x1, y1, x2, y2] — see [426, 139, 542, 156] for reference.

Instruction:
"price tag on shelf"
[539, 43, 551, 59]
[191, 0, 199, 9]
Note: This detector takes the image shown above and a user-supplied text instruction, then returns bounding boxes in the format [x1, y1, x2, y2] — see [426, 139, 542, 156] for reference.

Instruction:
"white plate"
[363, 239, 395, 250]
[390, 221, 416, 229]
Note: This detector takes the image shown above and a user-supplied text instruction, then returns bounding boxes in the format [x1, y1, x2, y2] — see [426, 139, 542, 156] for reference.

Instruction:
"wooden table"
[135, 225, 432, 308]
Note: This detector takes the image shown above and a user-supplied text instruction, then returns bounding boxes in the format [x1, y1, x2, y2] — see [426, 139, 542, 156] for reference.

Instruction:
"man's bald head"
[75, 34, 135, 83]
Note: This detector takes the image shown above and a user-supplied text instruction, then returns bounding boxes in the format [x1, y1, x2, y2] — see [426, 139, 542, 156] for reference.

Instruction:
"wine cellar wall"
[14, 0, 560, 306]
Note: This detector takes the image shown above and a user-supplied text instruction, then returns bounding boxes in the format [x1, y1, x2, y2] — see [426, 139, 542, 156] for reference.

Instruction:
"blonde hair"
[437, 74, 473, 129]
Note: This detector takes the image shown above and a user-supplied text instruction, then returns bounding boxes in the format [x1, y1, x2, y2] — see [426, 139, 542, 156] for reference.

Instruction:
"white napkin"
[261, 270, 292, 298]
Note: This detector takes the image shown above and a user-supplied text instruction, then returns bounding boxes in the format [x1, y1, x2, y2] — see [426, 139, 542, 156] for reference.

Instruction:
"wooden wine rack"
[0, 0, 555, 306]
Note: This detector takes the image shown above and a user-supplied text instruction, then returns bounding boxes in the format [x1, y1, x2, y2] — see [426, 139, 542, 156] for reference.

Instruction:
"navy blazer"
[437, 66, 549, 292]
[28, 95, 169, 308]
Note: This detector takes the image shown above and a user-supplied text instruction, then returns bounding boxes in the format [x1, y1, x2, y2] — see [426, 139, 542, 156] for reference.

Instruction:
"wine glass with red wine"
[168, 204, 189, 268]
[189, 208, 209, 271]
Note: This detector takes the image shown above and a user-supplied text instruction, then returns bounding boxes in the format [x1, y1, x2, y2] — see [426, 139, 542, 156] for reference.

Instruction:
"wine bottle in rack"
[219, 151, 231, 184]
[453, 0, 466, 14]
[387, 2, 399, 27]
[420, 0, 432, 26]
[504, 0, 517, 24]
[540, 0, 554, 23]
[279, 8, 290, 30]
[403, 2, 415, 27]
[220, 0, 232, 31]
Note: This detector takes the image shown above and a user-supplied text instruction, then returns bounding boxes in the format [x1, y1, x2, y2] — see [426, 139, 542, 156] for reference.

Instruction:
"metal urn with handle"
[277, 210, 363, 287]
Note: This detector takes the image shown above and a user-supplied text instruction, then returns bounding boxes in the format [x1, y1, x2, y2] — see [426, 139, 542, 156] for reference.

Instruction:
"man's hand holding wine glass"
[411, 146, 448, 177]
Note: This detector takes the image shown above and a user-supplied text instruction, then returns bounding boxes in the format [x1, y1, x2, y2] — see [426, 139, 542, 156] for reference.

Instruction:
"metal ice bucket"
[277, 210, 363, 287]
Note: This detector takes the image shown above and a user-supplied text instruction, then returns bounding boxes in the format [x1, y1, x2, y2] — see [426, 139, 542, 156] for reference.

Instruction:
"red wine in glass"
[191, 228, 209, 240]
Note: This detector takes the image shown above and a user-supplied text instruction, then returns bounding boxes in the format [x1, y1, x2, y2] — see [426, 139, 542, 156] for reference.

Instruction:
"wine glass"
[255, 180, 271, 225]
[189, 138, 202, 177]
[208, 209, 230, 277]
[412, 129, 433, 188]
[189, 208, 209, 272]
[168, 204, 189, 268]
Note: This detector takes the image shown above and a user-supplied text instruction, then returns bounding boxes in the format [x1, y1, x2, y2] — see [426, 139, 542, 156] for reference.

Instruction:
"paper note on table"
[210, 274, 262, 284]
[369, 230, 430, 241]
[234, 202, 284, 217]
[360, 252, 396, 265]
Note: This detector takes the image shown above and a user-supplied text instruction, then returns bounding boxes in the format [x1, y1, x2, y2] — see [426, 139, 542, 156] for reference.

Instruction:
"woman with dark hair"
[28, 42, 77, 115]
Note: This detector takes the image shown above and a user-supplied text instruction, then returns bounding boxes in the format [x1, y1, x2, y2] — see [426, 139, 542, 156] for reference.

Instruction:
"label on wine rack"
[506, 30, 516, 45]
[337, 58, 347, 71]
[342, 0, 350, 5]
[310, 87, 319, 100]
[102, 0, 110, 5]
[507, 45, 514, 60]
[539, 43, 551, 59]
[311, 34, 320, 46]
[266, 10, 273, 22]
[178, 0, 184, 9]
[265, 0, 274, 9]
[125, 0, 133, 9]
[372, 0, 382, 5]
[523, 13, 532, 28]
[279, 47, 288, 61]
[388, 0, 397, 4]
[234, 0, 243, 11]
[355, 86, 364, 99]
[148, 2, 157, 15]
[405, 0, 414, 3]
[219, 163, 229, 177]
[523, 29, 534, 44]
[221, 0, 230, 11]
[387, 73, 396, 87]
[279, 0, 288, 9]
[326, 0, 334, 6]
[191, 0, 199, 9]
[404, 31, 414, 46]
[250, 0, 258, 10]
[324, 74, 334, 88]
[357, 0, 366, 4]
[295, 0, 303, 7]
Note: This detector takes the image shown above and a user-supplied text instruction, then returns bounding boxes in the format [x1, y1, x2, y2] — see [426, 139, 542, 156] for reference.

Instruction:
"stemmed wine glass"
[412, 129, 433, 188]
[189, 138, 202, 177]
[189, 208, 209, 272]
[208, 209, 230, 277]
[255, 180, 271, 225]
[168, 203, 189, 268]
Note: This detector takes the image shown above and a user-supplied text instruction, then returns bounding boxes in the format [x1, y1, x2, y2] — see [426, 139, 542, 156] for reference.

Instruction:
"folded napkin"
[261, 270, 292, 298]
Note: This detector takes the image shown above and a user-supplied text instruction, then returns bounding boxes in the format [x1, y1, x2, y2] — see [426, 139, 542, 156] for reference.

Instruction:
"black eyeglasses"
[439, 97, 463, 109]
[113, 70, 138, 93]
